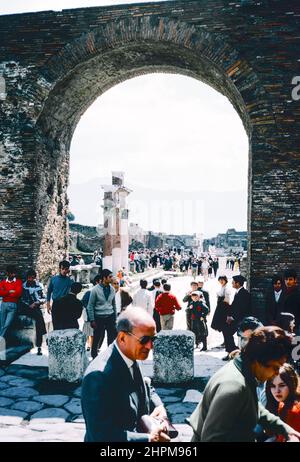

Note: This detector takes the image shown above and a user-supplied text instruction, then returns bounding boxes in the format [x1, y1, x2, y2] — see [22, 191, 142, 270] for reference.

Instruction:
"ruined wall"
[0, 0, 299, 316]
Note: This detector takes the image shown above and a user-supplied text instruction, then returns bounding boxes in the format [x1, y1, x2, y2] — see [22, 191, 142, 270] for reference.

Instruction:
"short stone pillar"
[48, 329, 88, 383]
[153, 330, 194, 384]
[8, 315, 36, 348]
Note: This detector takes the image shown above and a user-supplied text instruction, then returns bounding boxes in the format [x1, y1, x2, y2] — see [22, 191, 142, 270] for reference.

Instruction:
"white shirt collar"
[274, 289, 282, 301]
[6, 278, 16, 283]
[236, 286, 242, 294]
[114, 340, 134, 369]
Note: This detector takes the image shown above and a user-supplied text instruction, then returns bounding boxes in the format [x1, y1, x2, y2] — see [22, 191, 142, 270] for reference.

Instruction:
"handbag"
[137, 414, 178, 439]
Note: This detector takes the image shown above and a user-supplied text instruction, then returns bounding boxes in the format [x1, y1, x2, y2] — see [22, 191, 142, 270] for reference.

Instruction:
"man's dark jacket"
[81, 343, 162, 442]
[230, 287, 251, 327]
[52, 293, 83, 330]
[265, 289, 286, 324]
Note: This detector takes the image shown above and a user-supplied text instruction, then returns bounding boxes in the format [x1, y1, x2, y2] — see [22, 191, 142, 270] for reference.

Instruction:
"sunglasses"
[125, 331, 157, 345]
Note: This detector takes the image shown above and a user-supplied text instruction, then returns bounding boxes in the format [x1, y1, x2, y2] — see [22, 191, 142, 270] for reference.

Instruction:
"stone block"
[153, 330, 194, 384]
[48, 329, 88, 383]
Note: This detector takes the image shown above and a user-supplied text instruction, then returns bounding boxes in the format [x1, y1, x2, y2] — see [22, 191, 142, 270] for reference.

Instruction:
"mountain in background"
[68, 178, 247, 238]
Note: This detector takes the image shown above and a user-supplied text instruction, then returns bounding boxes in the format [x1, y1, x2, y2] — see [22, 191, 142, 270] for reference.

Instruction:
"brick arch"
[35, 16, 276, 141]
[31, 16, 277, 316]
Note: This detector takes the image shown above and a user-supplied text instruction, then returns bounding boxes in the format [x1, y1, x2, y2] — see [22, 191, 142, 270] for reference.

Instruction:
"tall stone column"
[111, 172, 131, 275]
[120, 208, 130, 273]
[102, 186, 114, 271]
[111, 172, 122, 275]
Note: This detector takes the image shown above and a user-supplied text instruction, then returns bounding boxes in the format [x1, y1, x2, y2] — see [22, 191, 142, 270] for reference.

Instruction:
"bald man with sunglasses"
[81, 307, 170, 442]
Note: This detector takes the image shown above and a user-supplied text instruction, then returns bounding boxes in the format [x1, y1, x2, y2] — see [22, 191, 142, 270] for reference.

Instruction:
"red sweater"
[155, 292, 181, 316]
[277, 401, 300, 442]
[0, 279, 23, 303]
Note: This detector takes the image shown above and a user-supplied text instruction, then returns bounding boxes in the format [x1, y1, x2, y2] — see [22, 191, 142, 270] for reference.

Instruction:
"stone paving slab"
[0, 397, 14, 407]
[11, 400, 44, 413]
[33, 395, 70, 407]
[0, 374, 20, 383]
[0, 407, 27, 425]
[29, 407, 70, 424]
[166, 402, 198, 424]
[4, 377, 36, 388]
[0, 386, 39, 399]
[11, 350, 49, 368]
[64, 398, 82, 415]
[0, 382, 9, 391]
[5, 365, 48, 380]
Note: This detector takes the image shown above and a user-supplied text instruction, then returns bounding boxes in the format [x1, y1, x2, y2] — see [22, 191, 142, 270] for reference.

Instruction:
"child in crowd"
[188, 291, 209, 351]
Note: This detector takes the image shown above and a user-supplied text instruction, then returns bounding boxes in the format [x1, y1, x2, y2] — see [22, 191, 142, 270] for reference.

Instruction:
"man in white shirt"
[132, 279, 153, 316]
[81, 307, 170, 442]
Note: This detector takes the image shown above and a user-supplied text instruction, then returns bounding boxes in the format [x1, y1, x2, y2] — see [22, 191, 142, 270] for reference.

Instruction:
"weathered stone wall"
[69, 223, 103, 253]
[0, 0, 299, 314]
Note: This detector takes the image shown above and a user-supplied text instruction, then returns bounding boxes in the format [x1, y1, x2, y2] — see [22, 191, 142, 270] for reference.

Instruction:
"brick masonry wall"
[0, 0, 299, 314]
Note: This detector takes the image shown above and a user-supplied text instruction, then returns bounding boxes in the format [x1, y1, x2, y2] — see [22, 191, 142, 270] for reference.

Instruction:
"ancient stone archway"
[0, 1, 299, 319]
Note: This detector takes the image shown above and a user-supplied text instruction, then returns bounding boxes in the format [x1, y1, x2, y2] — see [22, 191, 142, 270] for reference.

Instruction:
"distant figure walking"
[132, 280, 153, 316]
[188, 291, 209, 351]
[155, 283, 181, 330]
[86, 269, 117, 359]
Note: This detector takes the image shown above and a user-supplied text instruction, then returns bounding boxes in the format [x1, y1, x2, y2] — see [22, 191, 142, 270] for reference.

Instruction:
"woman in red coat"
[266, 363, 300, 441]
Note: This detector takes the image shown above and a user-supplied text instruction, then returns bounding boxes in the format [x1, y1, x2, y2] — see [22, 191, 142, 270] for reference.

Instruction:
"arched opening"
[30, 16, 277, 317]
[68, 73, 248, 247]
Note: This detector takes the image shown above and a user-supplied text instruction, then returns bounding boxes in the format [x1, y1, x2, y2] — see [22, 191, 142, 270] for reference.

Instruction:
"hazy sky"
[2, 1, 249, 237]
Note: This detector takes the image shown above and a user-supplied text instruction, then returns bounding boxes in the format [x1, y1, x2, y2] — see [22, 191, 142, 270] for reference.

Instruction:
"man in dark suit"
[283, 268, 300, 335]
[51, 282, 83, 330]
[81, 307, 170, 442]
[222, 275, 251, 360]
[150, 279, 162, 332]
[265, 275, 286, 325]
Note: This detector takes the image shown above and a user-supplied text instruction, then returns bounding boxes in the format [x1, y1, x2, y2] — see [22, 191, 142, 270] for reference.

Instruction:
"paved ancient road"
[0, 263, 239, 442]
